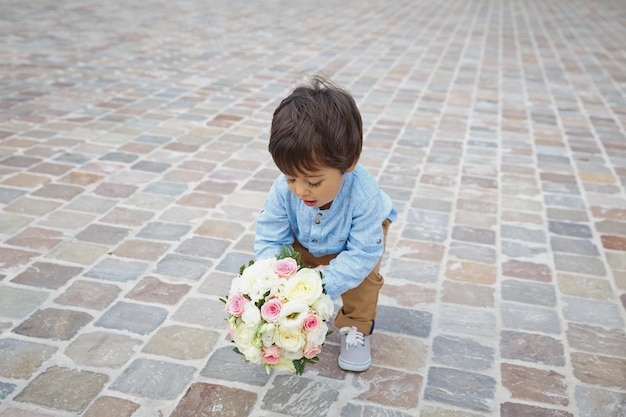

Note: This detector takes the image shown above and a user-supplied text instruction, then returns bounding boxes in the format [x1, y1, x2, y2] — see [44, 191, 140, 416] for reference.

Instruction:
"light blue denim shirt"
[254, 164, 397, 300]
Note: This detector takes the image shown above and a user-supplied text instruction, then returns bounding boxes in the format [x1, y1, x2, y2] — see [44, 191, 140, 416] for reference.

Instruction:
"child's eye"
[308, 182, 321, 188]
[286, 178, 295, 184]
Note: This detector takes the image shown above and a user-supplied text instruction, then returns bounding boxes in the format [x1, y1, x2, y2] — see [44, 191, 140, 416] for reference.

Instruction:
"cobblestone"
[1, 0, 625, 416]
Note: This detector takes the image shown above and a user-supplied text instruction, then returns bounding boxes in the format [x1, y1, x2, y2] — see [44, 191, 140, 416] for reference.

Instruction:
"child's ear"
[345, 161, 358, 173]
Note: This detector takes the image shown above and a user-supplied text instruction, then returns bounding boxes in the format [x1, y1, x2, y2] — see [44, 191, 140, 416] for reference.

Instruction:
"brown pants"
[292, 219, 391, 335]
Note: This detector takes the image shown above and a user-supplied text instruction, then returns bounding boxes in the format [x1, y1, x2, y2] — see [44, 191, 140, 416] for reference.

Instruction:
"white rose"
[277, 300, 309, 329]
[306, 321, 328, 346]
[281, 268, 323, 305]
[274, 325, 306, 353]
[239, 258, 280, 302]
[234, 322, 258, 348]
[311, 294, 334, 321]
[241, 344, 262, 364]
[259, 322, 276, 347]
[241, 302, 261, 327]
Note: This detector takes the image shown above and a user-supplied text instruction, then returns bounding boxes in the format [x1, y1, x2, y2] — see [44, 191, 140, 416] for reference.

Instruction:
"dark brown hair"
[269, 76, 362, 177]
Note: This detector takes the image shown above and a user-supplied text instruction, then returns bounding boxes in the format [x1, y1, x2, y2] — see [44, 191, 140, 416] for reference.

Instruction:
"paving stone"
[110, 358, 195, 400]
[420, 405, 483, 417]
[112, 238, 170, 261]
[501, 363, 569, 406]
[602, 235, 626, 251]
[65, 330, 141, 367]
[369, 332, 427, 371]
[31, 183, 83, 201]
[82, 396, 139, 417]
[432, 335, 494, 371]
[171, 298, 227, 328]
[14, 366, 108, 413]
[425, 367, 496, 412]
[502, 279, 556, 307]
[447, 241, 496, 263]
[501, 259, 552, 282]
[100, 206, 155, 226]
[500, 330, 565, 366]
[170, 383, 258, 417]
[353, 366, 422, 409]
[13, 308, 93, 340]
[595, 219, 626, 236]
[575, 385, 626, 417]
[444, 260, 496, 284]
[95, 301, 167, 335]
[64, 195, 117, 213]
[571, 352, 626, 389]
[567, 323, 626, 358]
[341, 403, 414, 417]
[500, 402, 573, 417]
[548, 220, 593, 238]
[547, 207, 589, 222]
[557, 273, 614, 300]
[76, 224, 131, 244]
[0, 339, 58, 379]
[0, 189, 28, 205]
[438, 305, 496, 338]
[562, 296, 624, 328]
[53, 279, 121, 310]
[137, 221, 191, 241]
[37, 209, 96, 230]
[131, 160, 171, 173]
[550, 236, 600, 256]
[261, 374, 338, 417]
[215, 252, 258, 275]
[383, 259, 439, 284]
[380, 283, 437, 307]
[451, 226, 495, 245]
[375, 305, 432, 338]
[93, 182, 137, 198]
[501, 224, 547, 243]
[84, 257, 148, 282]
[0, 197, 62, 216]
[442, 281, 494, 307]
[501, 303, 560, 334]
[143, 325, 219, 360]
[554, 253, 607, 276]
[0, 382, 16, 400]
[156, 254, 213, 280]
[0, 408, 54, 417]
[11, 261, 83, 289]
[5, 227, 63, 250]
[126, 276, 191, 305]
[175, 236, 230, 258]
[46, 240, 109, 265]
[200, 346, 272, 386]
[0, 286, 49, 319]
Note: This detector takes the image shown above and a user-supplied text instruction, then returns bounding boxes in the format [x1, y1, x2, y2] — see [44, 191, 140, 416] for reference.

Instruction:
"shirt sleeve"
[322, 190, 386, 300]
[254, 178, 294, 260]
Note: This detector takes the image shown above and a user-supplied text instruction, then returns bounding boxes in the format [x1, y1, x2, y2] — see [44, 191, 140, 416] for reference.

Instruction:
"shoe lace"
[340, 326, 365, 349]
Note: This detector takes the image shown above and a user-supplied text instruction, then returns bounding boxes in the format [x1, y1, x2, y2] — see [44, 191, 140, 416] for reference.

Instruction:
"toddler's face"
[285, 165, 350, 209]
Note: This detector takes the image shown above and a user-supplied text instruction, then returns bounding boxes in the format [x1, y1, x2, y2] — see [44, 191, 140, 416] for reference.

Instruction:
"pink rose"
[274, 258, 298, 279]
[304, 345, 321, 359]
[302, 312, 321, 332]
[262, 345, 282, 365]
[225, 294, 246, 317]
[261, 298, 283, 322]
[227, 323, 235, 339]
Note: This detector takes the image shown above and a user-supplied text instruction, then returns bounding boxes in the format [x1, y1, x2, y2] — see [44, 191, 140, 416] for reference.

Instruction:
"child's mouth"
[303, 200, 316, 207]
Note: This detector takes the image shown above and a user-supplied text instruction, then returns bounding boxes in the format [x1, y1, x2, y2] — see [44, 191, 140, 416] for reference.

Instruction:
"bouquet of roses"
[222, 246, 334, 375]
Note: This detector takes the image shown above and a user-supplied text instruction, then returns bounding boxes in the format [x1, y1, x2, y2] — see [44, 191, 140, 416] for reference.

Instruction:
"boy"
[254, 76, 396, 372]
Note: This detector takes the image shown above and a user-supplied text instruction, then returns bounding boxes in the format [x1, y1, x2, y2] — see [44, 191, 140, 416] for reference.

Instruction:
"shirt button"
[376, 238, 382, 244]
[314, 219, 321, 224]
[316, 213, 323, 218]
[312, 239, 318, 243]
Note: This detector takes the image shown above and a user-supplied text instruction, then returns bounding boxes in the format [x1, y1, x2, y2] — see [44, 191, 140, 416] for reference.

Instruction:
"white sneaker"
[338, 326, 371, 372]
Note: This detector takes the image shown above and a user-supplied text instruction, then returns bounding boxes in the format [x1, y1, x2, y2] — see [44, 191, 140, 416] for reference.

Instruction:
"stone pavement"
[1, 0, 625, 415]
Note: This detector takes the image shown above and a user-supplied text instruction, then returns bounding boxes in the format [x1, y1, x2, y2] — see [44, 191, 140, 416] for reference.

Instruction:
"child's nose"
[296, 184, 310, 197]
